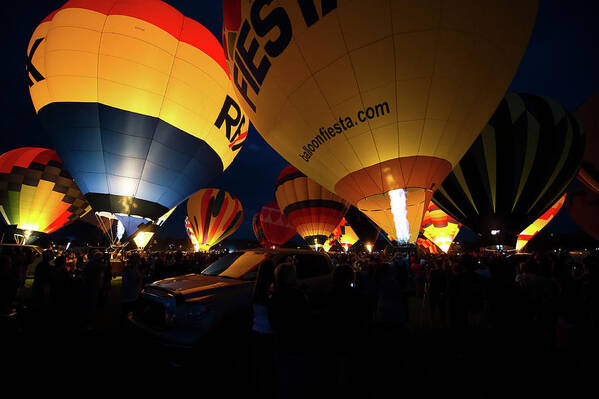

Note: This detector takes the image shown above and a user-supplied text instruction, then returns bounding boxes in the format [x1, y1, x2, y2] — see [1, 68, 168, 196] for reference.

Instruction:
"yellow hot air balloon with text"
[222, 0, 538, 243]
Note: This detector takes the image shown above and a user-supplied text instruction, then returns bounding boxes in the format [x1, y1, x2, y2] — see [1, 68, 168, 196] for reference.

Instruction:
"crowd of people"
[0, 246, 222, 331]
[1, 245, 598, 396]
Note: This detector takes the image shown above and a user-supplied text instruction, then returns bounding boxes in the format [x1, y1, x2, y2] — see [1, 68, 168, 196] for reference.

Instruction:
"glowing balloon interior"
[0, 147, 91, 235]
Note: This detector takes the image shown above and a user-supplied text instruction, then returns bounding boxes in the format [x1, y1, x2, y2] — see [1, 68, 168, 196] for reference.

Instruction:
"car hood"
[147, 274, 250, 297]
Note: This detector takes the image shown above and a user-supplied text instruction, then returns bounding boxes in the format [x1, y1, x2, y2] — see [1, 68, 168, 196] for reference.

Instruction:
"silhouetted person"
[327, 265, 369, 397]
[49, 256, 70, 328]
[428, 261, 447, 326]
[99, 253, 112, 308]
[251, 261, 276, 399]
[0, 255, 18, 315]
[121, 253, 144, 326]
[80, 251, 105, 330]
[32, 250, 55, 311]
[268, 262, 311, 399]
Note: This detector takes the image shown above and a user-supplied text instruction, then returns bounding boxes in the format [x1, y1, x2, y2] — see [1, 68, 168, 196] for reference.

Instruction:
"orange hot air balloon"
[187, 189, 243, 252]
[421, 203, 461, 253]
[223, 0, 538, 243]
[275, 165, 349, 249]
[576, 93, 599, 194]
[516, 194, 566, 251]
[417, 236, 439, 255]
[0, 148, 91, 241]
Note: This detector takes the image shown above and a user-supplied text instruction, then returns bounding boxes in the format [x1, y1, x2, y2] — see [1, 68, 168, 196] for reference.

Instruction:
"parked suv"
[129, 248, 333, 347]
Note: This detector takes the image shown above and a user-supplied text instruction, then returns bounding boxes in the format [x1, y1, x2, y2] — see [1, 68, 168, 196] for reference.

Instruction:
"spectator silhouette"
[0, 255, 18, 316]
[268, 262, 311, 399]
[251, 260, 276, 398]
[80, 251, 105, 331]
[121, 253, 144, 327]
[49, 256, 70, 328]
[32, 250, 55, 312]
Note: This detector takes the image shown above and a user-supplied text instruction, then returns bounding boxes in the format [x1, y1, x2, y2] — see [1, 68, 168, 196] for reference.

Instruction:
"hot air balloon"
[27, 0, 248, 236]
[187, 189, 243, 252]
[275, 165, 349, 249]
[420, 203, 461, 253]
[259, 201, 296, 248]
[185, 216, 200, 252]
[331, 218, 359, 252]
[567, 188, 599, 241]
[433, 93, 585, 248]
[417, 236, 439, 255]
[252, 212, 267, 247]
[223, 0, 537, 243]
[576, 93, 599, 194]
[0, 147, 91, 243]
[322, 237, 336, 253]
[516, 194, 566, 251]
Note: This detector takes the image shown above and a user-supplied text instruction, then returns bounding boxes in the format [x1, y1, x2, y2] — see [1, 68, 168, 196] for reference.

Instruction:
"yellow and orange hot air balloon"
[223, 0, 538, 243]
[516, 194, 566, 251]
[187, 189, 243, 252]
[0, 147, 91, 242]
[27, 0, 247, 237]
[417, 236, 439, 255]
[421, 203, 461, 253]
[331, 218, 359, 252]
[275, 165, 349, 249]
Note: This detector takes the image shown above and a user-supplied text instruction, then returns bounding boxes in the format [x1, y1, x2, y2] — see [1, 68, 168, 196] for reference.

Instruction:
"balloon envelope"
[223, 0, 537, 242]
[185, 216, 200, 252]
[0, 147, 91, 235]
[275, 165, 348, 247]
[187, 188, 243, 252]
[28, 0, 248, 228]
[252, 212, 267, 247]
[433, 93, 584, 247]
[259, 201, 296, 247]
[516, 194, 565, 251]
[421, 203, 461, 253]
[417, 236, 439, 255]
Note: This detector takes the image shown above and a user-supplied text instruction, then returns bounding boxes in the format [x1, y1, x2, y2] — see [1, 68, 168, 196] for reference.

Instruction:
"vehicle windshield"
[201, 252, 268, 280]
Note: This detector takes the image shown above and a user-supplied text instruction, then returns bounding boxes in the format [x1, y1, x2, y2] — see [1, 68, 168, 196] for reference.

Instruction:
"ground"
[1, 278, 596, 398]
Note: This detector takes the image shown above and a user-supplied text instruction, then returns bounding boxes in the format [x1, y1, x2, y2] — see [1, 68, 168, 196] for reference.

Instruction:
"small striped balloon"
[275, 165, 349, 247]
[187, 189, 243, 252]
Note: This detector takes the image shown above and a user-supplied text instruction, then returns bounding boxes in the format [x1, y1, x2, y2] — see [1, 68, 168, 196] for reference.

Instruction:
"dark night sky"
[1, 0, 598, 242]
